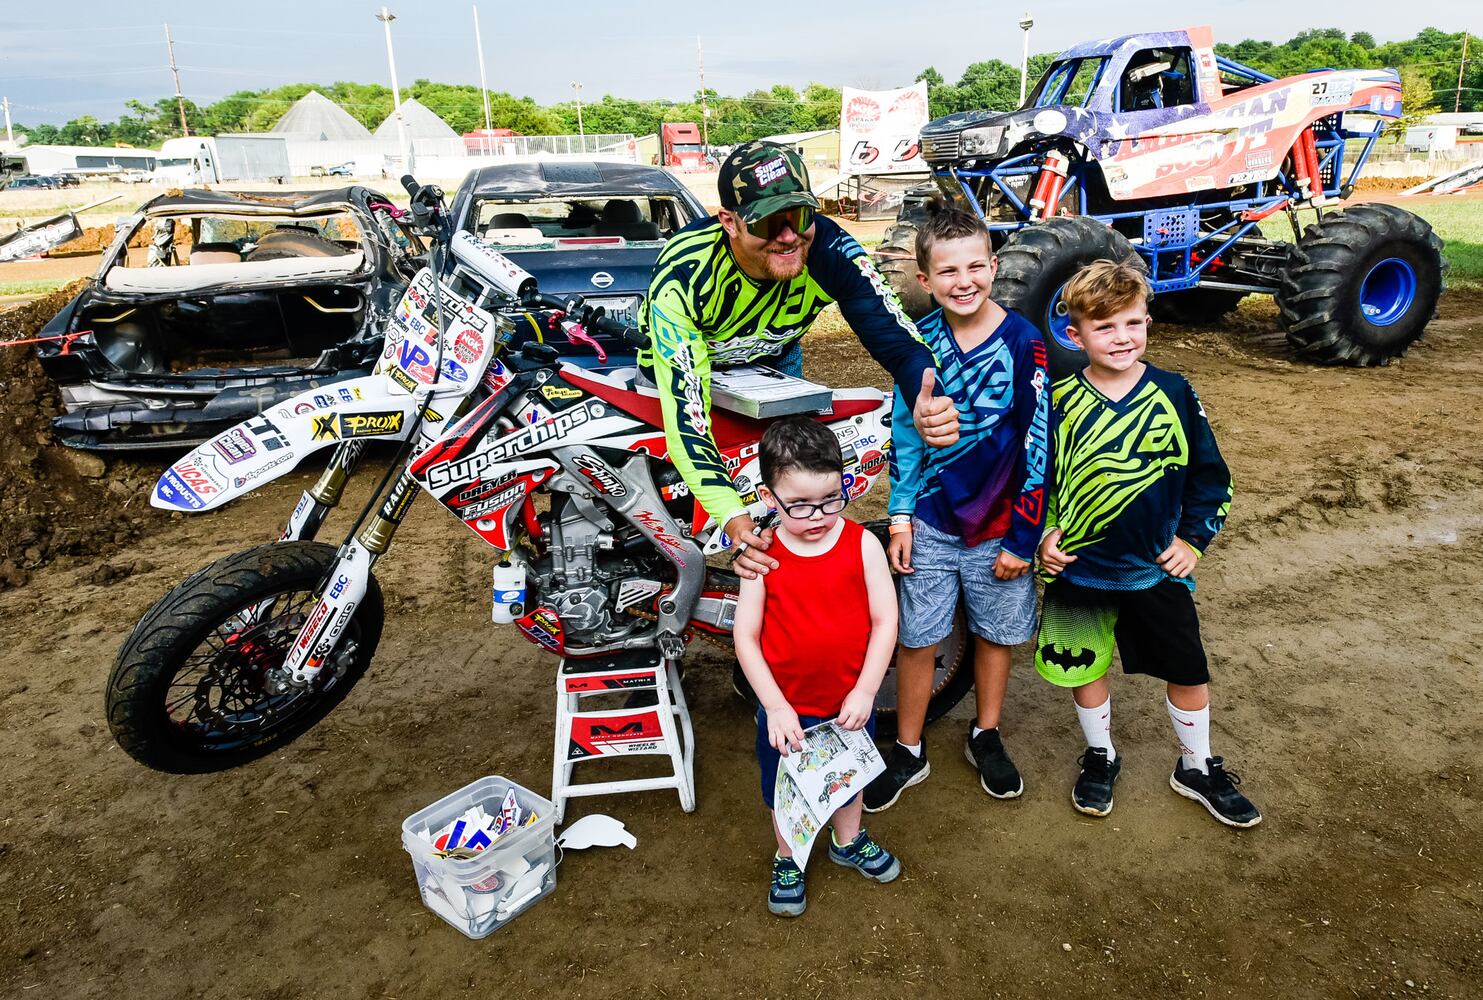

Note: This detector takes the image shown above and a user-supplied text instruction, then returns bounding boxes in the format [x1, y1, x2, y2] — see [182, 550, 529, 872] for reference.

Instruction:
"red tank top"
[758, 518, 872, 717]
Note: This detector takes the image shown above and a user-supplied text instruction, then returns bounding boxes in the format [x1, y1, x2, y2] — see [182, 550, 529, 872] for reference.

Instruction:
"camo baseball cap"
[718, 141, 819, 223]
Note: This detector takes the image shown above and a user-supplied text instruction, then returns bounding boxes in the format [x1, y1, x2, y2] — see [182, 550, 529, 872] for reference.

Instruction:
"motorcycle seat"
[558, 363, 883, 454]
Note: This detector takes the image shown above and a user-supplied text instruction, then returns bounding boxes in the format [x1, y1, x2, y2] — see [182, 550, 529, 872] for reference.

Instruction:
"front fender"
[151, 375, 424, 512]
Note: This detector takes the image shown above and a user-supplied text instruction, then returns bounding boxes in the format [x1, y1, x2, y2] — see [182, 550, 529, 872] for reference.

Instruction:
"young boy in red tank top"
[733, 416, 902, 917]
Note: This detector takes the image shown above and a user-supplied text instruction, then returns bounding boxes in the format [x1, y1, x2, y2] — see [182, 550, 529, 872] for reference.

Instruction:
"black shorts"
[1034, 577, 1210, 688]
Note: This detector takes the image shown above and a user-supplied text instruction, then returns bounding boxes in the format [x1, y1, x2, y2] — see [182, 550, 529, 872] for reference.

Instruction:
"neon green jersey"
[638, 215, 933, 528]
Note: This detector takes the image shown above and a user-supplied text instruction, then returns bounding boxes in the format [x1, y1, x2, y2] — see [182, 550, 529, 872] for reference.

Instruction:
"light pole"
[1018, 13, 1034, 106]
[473, 5, 492, 132]
[376, 7, 412, 172]
[571, 80, 584, 141]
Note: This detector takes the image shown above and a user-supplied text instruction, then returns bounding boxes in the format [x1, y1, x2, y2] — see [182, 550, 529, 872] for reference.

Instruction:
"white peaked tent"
[375, 99, 458, 141]
[271, 91, 373, 141]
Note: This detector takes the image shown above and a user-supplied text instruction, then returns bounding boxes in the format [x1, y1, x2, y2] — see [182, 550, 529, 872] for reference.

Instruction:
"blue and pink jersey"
[888, 306, 1050, 561]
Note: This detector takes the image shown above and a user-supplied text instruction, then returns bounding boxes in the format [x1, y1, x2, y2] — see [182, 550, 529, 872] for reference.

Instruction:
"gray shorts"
[898, 517, 1038, 649]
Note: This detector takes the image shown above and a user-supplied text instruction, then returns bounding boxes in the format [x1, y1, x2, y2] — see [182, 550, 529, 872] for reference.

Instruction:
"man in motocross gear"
[639, 141, 959, 576]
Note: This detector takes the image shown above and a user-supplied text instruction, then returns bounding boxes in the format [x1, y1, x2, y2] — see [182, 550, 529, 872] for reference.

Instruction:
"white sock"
[1075, 697, 1115, 762]
[898, 741, 922, 758]
[1167, 699, 1212, 774]
[971, 725, 989, 739]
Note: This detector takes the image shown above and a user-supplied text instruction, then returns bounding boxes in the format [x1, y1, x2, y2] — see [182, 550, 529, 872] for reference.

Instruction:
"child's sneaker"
[1072, 747, 1121, 817]
[964, 726, 1024, 799]
[1170, 757, 1262, 828]
[862, 743, 929, 813]
[828, 830, 902, 883]
[768, 854, 807, 917]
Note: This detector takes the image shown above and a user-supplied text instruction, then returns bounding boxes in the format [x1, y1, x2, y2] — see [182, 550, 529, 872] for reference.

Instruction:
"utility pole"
[1018, 13, 1034, 107]
[698, 36, 710, 153]
[1457, 32, 1470, 115]
[164, 23, 190, 136]
[376, 7, 412, 172]
[473, 5, 492, 132]
[571, 81, 584, 139]
[1, 97, 13, 145]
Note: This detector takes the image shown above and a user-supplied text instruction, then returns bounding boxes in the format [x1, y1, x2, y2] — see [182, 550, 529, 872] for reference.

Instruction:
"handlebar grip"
[400, 174, 420, 197]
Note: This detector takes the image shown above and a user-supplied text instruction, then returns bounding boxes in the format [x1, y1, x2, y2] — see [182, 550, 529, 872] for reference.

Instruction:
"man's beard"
[759, 236, 811, 280]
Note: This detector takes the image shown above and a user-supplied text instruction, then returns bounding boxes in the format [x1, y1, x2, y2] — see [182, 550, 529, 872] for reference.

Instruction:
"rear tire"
[874, 218, 934, 320]
[1277, 203, 1446, 366]
[105, 541, 384, 773]
[994, 217, 1147, 379]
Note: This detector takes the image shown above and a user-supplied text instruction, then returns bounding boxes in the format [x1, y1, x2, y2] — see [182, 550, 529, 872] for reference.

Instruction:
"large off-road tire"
[105, 541, 384, 773]
[729, 522, 972, 735]
[1150, 288, 1248, 326]
[994, 216, 1147, 379]
[1277, 203, 1446, 366]
[873, 218, 934, 320]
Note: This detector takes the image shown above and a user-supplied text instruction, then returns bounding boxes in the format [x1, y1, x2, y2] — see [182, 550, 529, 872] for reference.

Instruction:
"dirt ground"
[1, 286, 1481, 999]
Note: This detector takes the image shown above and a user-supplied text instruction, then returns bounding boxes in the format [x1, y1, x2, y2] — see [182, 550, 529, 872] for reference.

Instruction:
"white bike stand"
[551, 648, 695, 823]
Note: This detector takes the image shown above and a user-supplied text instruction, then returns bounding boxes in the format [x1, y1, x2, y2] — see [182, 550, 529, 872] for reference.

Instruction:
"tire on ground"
[1277, 203, 1446, 366]
[105, 541, 384, 773]
[1150, 288, 1248, 326]
[994, 216, 1147, 379]
[873, 218, 934, 320]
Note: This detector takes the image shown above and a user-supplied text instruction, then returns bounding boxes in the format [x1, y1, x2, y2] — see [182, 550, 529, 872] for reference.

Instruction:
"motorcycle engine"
[528, 494, 668, 646]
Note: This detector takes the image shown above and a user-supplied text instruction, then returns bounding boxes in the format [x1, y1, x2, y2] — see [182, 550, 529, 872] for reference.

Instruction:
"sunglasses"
[739, 206, 815, 241]
[777, 494, 848, 519]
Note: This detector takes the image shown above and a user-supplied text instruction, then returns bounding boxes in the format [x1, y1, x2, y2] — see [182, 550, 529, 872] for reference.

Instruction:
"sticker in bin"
[425, 787, 536, 858]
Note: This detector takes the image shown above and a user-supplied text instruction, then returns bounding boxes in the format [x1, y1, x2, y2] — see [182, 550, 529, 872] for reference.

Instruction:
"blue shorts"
[898, 517, 1038, 649]
[756, 708, 877, 809]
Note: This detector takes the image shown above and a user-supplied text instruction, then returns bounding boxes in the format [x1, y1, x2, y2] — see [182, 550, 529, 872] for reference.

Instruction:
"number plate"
[587, 295, 641, 327]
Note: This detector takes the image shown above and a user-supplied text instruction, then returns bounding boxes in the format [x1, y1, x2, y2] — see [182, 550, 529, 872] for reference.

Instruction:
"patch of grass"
[0, 279, 70, 297]
[1261, 198, 1483, 288]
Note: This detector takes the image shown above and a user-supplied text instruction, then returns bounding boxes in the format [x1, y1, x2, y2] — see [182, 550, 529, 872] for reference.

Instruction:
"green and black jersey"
[637, 214, 934, 528]
[1046, 364, 1233, 591]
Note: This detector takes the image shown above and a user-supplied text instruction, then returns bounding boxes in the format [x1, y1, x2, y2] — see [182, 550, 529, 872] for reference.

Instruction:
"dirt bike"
[105, 176, 970, 774]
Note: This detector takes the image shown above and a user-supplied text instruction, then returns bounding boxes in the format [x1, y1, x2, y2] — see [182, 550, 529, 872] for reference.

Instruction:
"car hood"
[495, 244, 660, 299]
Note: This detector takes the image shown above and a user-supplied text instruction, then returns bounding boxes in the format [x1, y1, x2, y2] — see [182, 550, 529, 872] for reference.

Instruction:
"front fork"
[271, 464, 423, 689]
[281, 439, 369, 543]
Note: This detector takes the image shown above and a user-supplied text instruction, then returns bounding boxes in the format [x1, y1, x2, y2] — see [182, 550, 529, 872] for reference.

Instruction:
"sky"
[0, 0, 1474, 127]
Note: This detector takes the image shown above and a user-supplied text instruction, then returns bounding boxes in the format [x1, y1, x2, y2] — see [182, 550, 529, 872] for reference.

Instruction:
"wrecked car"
[449, 161, 706, 360]
[33, 186, 424, 450]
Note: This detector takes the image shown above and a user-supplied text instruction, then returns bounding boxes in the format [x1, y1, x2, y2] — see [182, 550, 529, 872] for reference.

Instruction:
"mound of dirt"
[1354, 175, 1432, 192]
[0, 285, 168, 590]
[51, 220, 189, 257]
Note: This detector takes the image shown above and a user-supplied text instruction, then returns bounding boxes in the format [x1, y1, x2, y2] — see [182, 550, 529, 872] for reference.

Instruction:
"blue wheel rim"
[1359, 258, 1417, 327]
[1046, 283, 1081, 352]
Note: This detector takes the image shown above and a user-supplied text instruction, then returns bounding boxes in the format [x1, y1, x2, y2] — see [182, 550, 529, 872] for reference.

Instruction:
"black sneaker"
[862, 742, 930, 813]
[963, 726, 1024, 799]
[1072, 747, 1121, 817]
[1170, 757, 1262, 828]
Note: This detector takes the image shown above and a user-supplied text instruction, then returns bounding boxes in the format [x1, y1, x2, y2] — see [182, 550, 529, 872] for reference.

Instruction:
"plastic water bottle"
[491, 560, 527, 623]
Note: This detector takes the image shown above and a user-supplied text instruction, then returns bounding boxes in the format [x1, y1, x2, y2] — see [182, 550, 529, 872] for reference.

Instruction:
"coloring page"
[781, 721, 885, 814]
[773, 769, 822, 869]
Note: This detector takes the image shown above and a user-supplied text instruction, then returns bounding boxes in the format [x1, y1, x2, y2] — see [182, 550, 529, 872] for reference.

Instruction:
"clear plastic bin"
[401, 775, 557, 939]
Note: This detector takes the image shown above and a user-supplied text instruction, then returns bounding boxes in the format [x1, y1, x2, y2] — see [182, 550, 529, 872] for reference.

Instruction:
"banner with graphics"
[839, 82, 930, 176]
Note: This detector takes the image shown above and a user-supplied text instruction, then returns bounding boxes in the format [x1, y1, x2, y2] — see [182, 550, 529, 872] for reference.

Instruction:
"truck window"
[1118, 47, 1197, 112]
[1030, 57, 1108, 109]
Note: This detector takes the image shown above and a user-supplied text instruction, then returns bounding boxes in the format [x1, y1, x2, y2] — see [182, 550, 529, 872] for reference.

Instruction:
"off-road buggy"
[875, 26, 1446, 374]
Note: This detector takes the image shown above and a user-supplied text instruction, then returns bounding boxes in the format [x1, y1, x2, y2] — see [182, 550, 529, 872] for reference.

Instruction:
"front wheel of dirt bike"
[105, 541, 384, 773]
[994, 216, 1147, 380]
